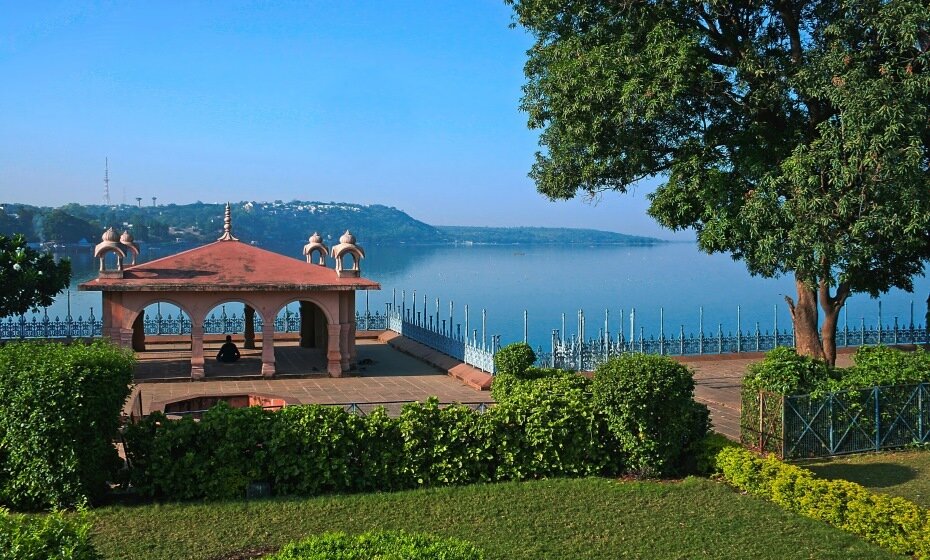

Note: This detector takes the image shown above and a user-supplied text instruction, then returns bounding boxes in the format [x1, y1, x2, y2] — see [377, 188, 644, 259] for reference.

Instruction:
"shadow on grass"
[803, 462, 918, 488]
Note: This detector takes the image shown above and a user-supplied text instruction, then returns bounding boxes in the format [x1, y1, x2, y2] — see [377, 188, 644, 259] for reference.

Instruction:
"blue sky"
[0, 1, 673, 237]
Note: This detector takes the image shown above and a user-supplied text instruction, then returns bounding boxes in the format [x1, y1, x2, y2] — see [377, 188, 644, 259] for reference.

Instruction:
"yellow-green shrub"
[716, 447, 930, 558]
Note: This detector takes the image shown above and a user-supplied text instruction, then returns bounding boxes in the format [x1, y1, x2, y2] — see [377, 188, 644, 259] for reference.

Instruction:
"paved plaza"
[128, 334, 857, 440]
[128, 339, 492, 418]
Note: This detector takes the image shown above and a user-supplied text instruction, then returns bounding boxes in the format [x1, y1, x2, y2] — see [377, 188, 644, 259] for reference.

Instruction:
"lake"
[45, 242, 930, 350]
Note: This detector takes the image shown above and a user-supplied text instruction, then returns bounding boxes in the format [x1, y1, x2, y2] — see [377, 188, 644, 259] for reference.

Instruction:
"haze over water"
[45, 242, 930, 351]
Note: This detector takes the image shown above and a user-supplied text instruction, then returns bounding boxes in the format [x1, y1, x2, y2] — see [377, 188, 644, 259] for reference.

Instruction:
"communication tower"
[104, 158, 110, 205]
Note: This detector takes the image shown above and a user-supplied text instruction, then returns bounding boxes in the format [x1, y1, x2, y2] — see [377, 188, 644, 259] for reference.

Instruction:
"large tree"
[0, 234, 71, 318]
[509, 0, 930, 364]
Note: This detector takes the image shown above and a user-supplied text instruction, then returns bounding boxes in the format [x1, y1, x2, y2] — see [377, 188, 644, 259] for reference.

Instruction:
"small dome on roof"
[102, 227, 119, 243]
[339, 230, 356, 245]
[309, 232, 323, 243]
[120, 230, 134, 243]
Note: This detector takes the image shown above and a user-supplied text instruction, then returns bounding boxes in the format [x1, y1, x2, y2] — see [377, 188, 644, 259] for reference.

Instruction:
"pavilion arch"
[80, 205, 379, 380]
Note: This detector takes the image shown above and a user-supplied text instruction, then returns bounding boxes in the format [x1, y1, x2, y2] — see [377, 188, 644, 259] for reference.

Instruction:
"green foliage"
[592, 354, 709, 477]
[0, 341, 134, 510]
[493, 342, 537, 377]
[743, 347, 834, 395]
[510, 0, 930, 360]
[124, 376, 627, 501]
[717, 446, 930, 558]
[39, 210, 99, 244]
[490, 365, 578, 402]
[266, 531, 484, 560]
[490, 375, 617, 479]
[399, 399, 495, 487]
[836, 346, 930, 391]
[744, 346, 930, 397]
[693, 433, 740, 476]
[0, 508, 101, 560]
[0, 234, 71, 318]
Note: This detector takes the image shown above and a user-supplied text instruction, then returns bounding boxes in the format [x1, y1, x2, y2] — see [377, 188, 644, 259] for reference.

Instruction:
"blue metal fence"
[538, 306, 930, 371]
[384, 299, 497, 374]
[0, 308, 389, 339]
[742, 383, 930, 459]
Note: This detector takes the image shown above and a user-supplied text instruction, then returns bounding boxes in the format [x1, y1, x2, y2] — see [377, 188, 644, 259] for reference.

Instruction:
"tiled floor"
[129, 339, 491, 416]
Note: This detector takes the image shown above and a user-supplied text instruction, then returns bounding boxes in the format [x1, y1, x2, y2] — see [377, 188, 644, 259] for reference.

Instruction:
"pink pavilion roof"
[79, 240, 380, 292]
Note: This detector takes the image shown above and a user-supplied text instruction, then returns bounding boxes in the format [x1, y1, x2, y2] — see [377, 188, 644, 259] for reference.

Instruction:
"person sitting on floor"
[216, 335, 241, 363]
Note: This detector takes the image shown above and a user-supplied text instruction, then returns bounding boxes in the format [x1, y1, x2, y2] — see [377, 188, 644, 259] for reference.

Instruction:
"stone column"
[347, 292, 357, 367]
[326, 327, 343, 377]
[299, 301, 315, 348]
[190, 320, 205, 380]
[131, 310, 146, 352]
[261, 318, 276, 378]
[339, 323, 351, 372]
[244, 305, 256, 349]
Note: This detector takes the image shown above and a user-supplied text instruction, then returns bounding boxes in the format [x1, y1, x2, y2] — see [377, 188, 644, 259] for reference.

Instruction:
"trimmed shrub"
[123, 379, 622, 500]
[0, 508, 101, 560]
[399, 399, 495, 487]
[267, 531, 484, 560]
[489, 375, 618, 479]
[716, 446, 930, 558]
[493, 342, 536, 376]
[743, 346, 833, 395]
[268, 405, 360, 496]
[592, 354, 709, 477]
[0, 340, 134, 510]
[491, 366, 580, 402]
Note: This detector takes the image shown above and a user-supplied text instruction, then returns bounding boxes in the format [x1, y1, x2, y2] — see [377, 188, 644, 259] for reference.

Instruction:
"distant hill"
[437, 226, 663, 245]
[0, 200, 667, 246]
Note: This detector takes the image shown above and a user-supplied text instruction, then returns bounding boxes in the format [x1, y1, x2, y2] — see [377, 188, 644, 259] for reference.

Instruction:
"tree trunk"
[819, 280, 850, 368]
[785, 278, 826, 362]
[820, 307, 841, 366]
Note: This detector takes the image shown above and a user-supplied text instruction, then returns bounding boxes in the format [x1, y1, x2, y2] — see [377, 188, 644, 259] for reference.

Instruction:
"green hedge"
[266, 531, 484, 559]
[0, 341, 134, 510]
[716, 447, 930, 558]
[0, 508, 101, 560]
[125, 386, 616, 500]
[592, 354, 709, 477]
[125, 352, 709, 500]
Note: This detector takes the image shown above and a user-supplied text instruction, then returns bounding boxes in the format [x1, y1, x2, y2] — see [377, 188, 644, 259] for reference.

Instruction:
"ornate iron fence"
[0, 309, 389, 339]
[0, 310, 102, 339]
[385, 305, 497, 374]
[540, 305, 930, 371]
[742, 383, 930, 459]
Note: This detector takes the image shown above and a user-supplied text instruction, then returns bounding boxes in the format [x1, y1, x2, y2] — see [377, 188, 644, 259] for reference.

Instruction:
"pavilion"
[79, 204, 380, 379]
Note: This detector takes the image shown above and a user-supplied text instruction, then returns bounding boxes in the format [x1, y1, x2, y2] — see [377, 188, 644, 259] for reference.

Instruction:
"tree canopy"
[0, 234, 71, 318]
[510, 0, 930, 363]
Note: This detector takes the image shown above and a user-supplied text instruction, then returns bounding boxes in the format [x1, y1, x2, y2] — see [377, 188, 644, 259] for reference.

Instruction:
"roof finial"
[217, 202, 239, 241]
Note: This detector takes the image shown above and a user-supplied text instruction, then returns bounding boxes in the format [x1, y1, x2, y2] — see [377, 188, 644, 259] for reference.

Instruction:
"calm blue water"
[45, 242, 930, 350]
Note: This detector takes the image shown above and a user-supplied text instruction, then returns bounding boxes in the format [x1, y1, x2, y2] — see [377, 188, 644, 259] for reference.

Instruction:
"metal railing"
[742, 383, 930, 459]
[385, 300, 498, 374]
[538, 305, 930, 371]
[0, 308, 390, 339]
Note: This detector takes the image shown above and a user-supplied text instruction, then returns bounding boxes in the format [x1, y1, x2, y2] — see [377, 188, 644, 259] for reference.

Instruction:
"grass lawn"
[91, 477, 899, 560]
[800, 448, 930, 508]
